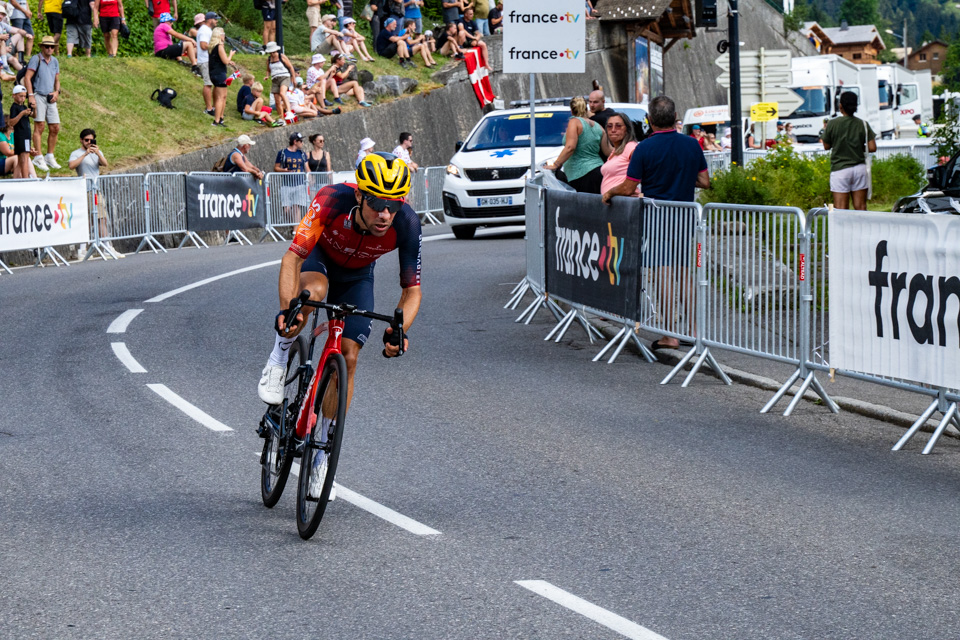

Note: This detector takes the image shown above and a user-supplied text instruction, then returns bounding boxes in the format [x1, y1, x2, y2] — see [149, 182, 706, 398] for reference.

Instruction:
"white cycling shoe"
[258, 364, 285, 405]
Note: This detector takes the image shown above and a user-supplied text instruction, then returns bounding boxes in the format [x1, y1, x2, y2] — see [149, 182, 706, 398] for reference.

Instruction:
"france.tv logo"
[508, 10, 581, 24]
[507, 46, 581, 62]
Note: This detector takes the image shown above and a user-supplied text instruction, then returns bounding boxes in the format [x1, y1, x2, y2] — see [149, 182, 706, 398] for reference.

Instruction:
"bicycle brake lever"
[381, 308, 404, 358]
[280, 289, 311, 333]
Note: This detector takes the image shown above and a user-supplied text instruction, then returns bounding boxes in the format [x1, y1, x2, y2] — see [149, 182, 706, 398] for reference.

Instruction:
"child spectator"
[9, 85, 37, 178]
[153, 12, 197, 73]
[145, 0, 176, 27]
[93, 0, 125, 58]
[0, 120, 18, 177]
[239, 81, 280, 126]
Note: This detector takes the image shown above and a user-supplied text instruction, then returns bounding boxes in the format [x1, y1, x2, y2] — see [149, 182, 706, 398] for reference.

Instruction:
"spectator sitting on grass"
[312, 13, 352, 60]
[153, 12, 198, 74]
[146, 0, 176, 27]
[288, 77, 319, 118]
[0, 7, 29, 71]
[435, 21, 462, 59]
[239, 81, 280, 126]
[401, 18, 435, 67]
[8, 0, 34, 58]
[305, 52, 336, 106]
[375, 16, 413, 69]
[456, 7, 490, 69]
[325, 51, 371, 106]
[0, 121, 19, 177]
[341, 17, 373, 61]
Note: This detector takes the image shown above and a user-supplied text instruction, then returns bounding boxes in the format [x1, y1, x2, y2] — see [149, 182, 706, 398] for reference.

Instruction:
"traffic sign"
[715, 49, 791, 71]
[751, 102, 779, 122]
[738, 88, 804, 116]
[716, 71, 792, 87]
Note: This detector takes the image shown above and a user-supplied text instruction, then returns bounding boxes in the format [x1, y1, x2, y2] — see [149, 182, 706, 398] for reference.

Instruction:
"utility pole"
[276, 0, 285, 52]
[903, 19, 908, 70]
[729, 0, 743, 166]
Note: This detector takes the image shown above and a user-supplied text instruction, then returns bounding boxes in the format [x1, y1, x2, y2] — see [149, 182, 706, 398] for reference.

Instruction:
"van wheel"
[452, 225, 477, 240]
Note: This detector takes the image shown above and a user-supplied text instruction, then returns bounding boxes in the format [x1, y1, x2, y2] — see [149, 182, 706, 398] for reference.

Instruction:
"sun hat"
[321, 13, 336, 21]
[264, 41, 281, 53]
[158, 12, 174, 22]
[0, 6, 8, 14]
[194, 12, 205, 25]
[343, 17, 356, 25]
[359, 137, 375, 151]
[311, 53, 325, 65]
[238, 134, 256, 146]
[40, 35, 56, 46]
[204, 11, 218, 20]
[12, 85, 26, 94]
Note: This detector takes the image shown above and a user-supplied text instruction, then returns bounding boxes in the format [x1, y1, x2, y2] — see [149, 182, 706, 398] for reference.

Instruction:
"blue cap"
[692, 124, 700, 130]
[204, 11, 218, 20]
[385, 17, 397, 26]
[776, 120, 784, 125]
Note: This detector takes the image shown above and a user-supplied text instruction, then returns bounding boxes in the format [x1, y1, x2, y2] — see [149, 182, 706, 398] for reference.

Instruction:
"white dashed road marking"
[111, 342, 147, 373]
[515, 580, 670, 640]
[148, 384, 234, 432]
[106, 309, 144, 334]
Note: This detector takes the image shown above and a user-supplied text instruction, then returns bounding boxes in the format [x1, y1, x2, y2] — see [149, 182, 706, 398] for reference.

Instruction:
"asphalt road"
[2, 229, 960, 639]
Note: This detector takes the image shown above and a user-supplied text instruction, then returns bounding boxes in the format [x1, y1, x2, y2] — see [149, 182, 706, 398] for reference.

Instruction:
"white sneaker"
[44, 153, 61, 169]
[308, 450, 328, 499]
[258, 364, 285, 405]
[32, 155, 50, 172]
[328, 484, 337, 502]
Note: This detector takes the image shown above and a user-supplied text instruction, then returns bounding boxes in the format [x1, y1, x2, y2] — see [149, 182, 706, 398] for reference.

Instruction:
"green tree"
[839, 0, 878, 25]
[941, 40, 960, 92]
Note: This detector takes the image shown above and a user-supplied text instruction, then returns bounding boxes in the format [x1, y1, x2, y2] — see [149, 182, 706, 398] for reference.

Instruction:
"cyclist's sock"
[319, 416, 332, 444]
[268, 335, 296, 367]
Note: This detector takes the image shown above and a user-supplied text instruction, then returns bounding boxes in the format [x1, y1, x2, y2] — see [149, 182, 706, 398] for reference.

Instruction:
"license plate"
[477, 196, 513, 207]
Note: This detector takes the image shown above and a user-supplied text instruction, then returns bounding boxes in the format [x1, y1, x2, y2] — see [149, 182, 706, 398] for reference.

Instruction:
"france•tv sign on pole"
[503, 0, 587, 74]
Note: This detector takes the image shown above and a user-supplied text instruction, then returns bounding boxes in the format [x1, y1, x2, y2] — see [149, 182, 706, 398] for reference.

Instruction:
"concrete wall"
[128, 7, 814, 174]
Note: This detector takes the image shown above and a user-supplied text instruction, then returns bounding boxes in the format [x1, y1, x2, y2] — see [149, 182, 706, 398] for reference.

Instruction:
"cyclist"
[258, 151, 422, 414]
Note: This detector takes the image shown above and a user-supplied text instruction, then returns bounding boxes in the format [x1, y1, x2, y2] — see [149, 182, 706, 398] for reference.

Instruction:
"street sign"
[738, 88, 804, 116]
[716, 71, 792, 87]
[751, 102, 779, 122]
[503, 0, 586, 74]
[715, 49, 792, 71]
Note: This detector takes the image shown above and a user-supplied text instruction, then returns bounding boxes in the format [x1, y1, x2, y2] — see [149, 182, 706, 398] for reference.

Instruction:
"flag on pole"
[464, 48, 495, 108]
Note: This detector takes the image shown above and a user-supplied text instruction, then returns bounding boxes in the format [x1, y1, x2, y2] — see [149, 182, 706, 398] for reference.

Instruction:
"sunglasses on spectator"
[82, 137, 94, 143]
[363, 193, 404, 214]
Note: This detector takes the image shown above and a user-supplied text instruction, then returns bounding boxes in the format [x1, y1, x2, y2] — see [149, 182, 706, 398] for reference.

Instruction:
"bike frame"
[295, 317, 345, 441]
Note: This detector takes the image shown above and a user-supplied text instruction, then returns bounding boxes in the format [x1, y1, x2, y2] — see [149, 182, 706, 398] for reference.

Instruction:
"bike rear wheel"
[296, 352, 347, 539]
[260, 336, 308, 507]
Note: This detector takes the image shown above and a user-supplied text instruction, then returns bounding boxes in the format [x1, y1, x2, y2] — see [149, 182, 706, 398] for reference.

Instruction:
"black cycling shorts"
[301, 248, 375, 346]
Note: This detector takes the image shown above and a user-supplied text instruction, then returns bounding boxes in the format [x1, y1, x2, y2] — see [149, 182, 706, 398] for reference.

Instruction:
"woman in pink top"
[599, 113, 641, 197]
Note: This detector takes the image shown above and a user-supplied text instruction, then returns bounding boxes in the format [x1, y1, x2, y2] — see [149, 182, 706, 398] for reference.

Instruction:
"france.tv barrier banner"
[0, 178, 89, 251]
[544, 189, 641, 319]
[829, 210, 960, 389]
[185, 173, 264, 232]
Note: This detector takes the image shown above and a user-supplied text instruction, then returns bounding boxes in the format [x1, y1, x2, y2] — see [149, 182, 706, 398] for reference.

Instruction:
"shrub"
[701, 164, 773, 206]
[869, 154, 925, 204]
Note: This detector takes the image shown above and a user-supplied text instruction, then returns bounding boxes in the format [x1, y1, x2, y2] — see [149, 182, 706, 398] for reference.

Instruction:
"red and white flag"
[464, 48, 495, 108]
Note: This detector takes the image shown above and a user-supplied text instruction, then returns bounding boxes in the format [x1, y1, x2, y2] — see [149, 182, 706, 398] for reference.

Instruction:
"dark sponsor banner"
[545, 189, 642, 319]
[185, 173, 265, 232]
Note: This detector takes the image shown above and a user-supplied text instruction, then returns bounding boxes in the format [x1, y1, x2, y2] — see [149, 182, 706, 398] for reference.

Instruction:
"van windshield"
[464, 112, 569, 151]
[789, 87, 831, 118]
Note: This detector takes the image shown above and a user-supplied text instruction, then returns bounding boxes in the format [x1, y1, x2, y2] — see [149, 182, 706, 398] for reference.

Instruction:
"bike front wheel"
[260, 335, 308, 508]
[296, 352, 347, 540]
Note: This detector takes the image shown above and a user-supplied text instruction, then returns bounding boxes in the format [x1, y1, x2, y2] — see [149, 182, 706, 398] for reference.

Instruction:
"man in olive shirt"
[821, 91, 876, 211]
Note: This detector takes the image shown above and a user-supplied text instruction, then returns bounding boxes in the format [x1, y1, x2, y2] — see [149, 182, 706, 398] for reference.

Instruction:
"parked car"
[442, 102, 648, 239]
[893, 152, 960, 214]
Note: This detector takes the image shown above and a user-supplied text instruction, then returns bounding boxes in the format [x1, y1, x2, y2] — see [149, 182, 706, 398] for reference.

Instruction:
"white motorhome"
[892, 66, 934, 135]
[783, 55, 869, 143]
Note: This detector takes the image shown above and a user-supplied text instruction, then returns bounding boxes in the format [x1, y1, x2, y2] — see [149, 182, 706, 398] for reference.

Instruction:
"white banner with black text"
[829, 209, 960, 389]
[0, 178, 90, 251]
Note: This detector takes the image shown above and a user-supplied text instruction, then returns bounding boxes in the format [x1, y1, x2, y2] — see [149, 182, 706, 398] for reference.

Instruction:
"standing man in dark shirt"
[488, 0, 502, 33]
[588, 89, 615, 130]
[602, 95, 708, 352]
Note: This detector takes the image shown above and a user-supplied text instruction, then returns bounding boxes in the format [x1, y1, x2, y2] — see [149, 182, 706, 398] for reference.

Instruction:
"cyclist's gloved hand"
[382, 325, 405, 358]
[276, 307, 301, 336]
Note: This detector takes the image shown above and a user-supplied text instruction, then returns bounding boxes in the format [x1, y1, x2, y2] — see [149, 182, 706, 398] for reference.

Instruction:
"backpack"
[253, 0, 266, 10]
[150, 87, 178, 109]
[211, 156, 228, 172]
[61, 0, 80, 19]
[15, 56, 37, 86]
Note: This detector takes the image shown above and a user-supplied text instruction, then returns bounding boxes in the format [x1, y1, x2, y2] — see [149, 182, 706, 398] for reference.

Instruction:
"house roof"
[911, 39, 949, 55]
[819, 24, 885, 49]
[598, 0, 676, 21]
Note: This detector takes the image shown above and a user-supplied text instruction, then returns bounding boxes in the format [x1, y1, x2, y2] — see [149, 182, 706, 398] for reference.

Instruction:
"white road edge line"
[148, 384, 234, 432]
[422, 225, 525, 243]
[145, 260, 282, 303]
[111, 342, 147, 373]
[107, 309, 144, 334]
[258, 453, 441, 535]
[515, 580, 670, 640]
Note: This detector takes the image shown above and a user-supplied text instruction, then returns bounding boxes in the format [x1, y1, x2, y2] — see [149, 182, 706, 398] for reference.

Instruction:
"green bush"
[700, 164, 772, 206]
[869, 154, 925, 205]
[701, 144, 831, 209]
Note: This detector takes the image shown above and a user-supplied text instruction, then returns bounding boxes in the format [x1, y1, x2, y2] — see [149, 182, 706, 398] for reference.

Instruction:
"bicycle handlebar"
[281, 290, 405, 358]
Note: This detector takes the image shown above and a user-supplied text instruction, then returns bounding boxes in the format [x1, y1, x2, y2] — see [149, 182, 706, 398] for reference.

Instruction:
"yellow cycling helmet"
[356, 152, 412, 199]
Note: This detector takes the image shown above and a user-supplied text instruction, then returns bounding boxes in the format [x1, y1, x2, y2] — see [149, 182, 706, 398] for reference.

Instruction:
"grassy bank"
[33, 51, 447, 174]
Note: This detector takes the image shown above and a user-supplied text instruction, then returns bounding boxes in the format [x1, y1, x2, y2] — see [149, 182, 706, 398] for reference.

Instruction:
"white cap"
[343, 17, 356, 24]
[12, 84, 26, 94]
[237, 134, 256, 146]
[311, 53, 325, 65]
[359, 137, 375, 151]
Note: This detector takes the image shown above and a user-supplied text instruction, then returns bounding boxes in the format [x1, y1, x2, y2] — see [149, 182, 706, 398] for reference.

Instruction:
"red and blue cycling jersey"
[289, 182, 422, 288]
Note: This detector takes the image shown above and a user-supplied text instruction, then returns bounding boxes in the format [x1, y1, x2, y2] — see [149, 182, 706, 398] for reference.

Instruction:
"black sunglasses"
[363, 193, 403, 214]
[82, 137, 94, 143]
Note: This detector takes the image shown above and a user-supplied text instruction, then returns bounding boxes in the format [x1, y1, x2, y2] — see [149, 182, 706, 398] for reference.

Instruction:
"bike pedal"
[292, 438, 304, 458]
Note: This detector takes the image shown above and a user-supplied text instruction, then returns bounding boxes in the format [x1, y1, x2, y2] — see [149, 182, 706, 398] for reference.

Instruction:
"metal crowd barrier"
[421, 166, 445, 225]
[144, 172, 204, 250]
[265, 171, 311, 241]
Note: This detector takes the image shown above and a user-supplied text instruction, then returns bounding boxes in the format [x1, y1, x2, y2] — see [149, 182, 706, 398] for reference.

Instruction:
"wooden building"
[801, 22, 885, 63]
[902, 40, 948, 76]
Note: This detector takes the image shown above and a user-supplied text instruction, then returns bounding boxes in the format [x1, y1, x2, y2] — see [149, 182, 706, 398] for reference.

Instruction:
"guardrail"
[703, 143, 936, 178]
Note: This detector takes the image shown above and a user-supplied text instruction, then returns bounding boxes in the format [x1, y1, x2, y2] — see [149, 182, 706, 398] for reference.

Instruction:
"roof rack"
[509, 97, 577, 108]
